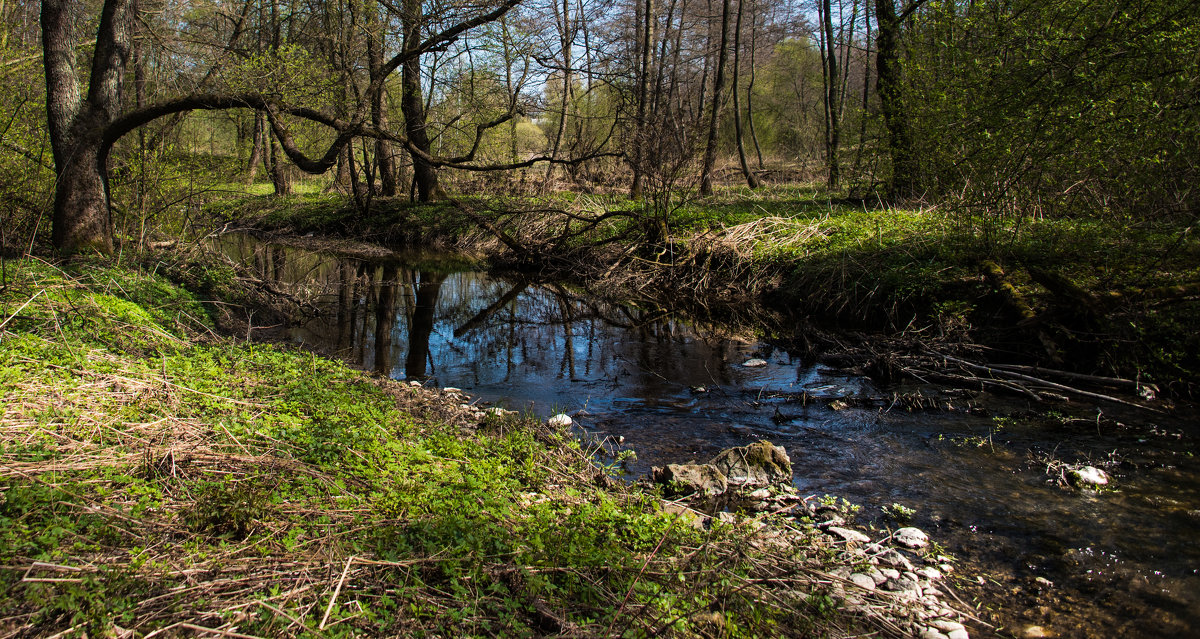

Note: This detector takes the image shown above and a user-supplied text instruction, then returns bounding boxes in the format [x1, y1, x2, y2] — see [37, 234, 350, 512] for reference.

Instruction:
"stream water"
[217, 234, 1200, 638]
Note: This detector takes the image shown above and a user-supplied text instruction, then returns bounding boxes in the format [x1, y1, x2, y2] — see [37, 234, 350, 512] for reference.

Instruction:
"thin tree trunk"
[822, 0, 841, 188]
[629, 0, 654, 199]
[852, 1, 872, 177]
[699, 0, 731, 196]
[500, 16, 519, 165]
[367, 0, 397, 196]
[838, 0, 858, 121]
[746, 1, 764, 169]
[665, 0, 687, 155]
[695, 0, 712, 127]
[246, 112, 265, 182]
[731, 0, 758, 188]
[544, 0, 572, 190]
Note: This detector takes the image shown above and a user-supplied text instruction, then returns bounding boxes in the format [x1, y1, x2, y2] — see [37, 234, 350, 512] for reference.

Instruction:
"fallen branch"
[932, 352, 1161, 413]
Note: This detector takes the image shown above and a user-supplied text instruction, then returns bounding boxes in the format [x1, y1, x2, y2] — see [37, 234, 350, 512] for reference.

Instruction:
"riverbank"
[214, 186, 1199, 399]
[0, 255, 980, 637]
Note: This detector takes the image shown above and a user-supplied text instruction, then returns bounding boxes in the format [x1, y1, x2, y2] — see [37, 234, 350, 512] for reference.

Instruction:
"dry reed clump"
[560, 215, 826, 317]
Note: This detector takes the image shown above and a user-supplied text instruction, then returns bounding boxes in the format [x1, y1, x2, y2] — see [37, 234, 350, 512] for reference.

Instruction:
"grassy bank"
[0, 255, 943, 637]
[216, 184, 1200, 391]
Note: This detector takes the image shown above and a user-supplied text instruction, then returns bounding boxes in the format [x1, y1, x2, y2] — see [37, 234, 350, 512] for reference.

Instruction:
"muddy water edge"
[213, 233, 1200, 638]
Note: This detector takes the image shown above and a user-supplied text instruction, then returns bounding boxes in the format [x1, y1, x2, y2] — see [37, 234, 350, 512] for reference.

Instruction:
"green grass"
[0, 257, 881, 637]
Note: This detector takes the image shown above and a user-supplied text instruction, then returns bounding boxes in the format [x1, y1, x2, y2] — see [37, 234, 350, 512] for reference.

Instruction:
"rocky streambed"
[645, 440, 980, 639]
[409, 381, 983, 636]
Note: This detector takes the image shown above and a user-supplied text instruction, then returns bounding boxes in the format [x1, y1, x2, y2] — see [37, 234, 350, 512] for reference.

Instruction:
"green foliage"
[900, 0, 1200, 220]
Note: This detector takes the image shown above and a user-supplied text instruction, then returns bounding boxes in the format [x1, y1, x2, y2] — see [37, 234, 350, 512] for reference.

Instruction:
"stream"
[216, 234, 1199, 638]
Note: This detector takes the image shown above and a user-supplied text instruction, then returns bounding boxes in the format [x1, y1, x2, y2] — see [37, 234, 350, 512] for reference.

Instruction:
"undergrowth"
[0, 257, 887, 637]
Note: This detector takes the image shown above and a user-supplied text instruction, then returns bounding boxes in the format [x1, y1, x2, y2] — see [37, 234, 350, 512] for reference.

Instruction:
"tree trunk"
[544, 0, 573, 191]
[746, 2, 764, 169]
[852, 1, 872, 177]
[694, 0, 712, 127]
[822, 0, 840, 188]
[876, 0, 916, 197]
[401, 0, 441, 202]
[731, 0, 758, 188]
[269, 129, 292, 195]
[367, 0, 397, 196]
[629, 0, 654, 199]
[43, 0, 133, 254]
[247, 112, 265, 182]
[699, 0, 731, 196]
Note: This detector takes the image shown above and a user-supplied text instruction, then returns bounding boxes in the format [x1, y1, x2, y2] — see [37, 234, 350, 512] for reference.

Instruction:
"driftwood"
[931, 352, 1161, 413]
[986, 362, 1154, 394]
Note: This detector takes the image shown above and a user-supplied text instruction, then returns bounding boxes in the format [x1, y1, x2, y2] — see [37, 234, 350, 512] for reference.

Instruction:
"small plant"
[881, 502, 916, 524]
[184, 478, 271, 540]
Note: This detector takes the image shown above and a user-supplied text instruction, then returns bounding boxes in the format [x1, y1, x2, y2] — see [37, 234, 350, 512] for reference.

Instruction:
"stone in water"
[1068, 466, 1109, 487]
[547, 413, 573, 428]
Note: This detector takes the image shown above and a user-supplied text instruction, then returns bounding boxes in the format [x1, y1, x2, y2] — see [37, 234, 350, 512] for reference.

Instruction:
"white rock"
[921, 630, 949, 639]
[948, 630, 969, 639]
[742, 358, 768, 367]
[443, 387, 462, 394]
[894, 527, 930, 549]
[879, 568, 901, 581]
[918, 567, 943, 580]
[1069, 466, 1109, 486]
[867, 567, 888, 585]
[1022, 626, 1049, 638]
[849, 573, 877, 591]
[826, 526, 871, 543]
[547, 413, 573, 428]
[932, 620, 965, 633]
[748, 488, 771, 499]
